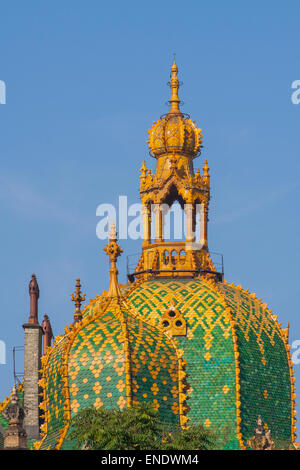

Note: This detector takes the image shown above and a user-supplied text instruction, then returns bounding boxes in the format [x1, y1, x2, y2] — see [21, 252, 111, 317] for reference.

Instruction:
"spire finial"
[169, 58, 181, 114]
[140, 160, 147, 179]
[109, 221, 117, 240]
[71, 278, 86, 323]
[11, 384, 18, 405]
[203, 159, 210, 185]
[104, 223, 123, 297]
[203, 159, 209, 173]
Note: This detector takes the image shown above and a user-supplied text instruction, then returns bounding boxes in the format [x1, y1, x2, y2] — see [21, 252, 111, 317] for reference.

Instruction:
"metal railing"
[126, 250, 224, 283]
[13, 346, 24, 384]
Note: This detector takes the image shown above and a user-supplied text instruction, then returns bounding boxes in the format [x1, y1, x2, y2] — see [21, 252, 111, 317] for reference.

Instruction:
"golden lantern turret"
[134, 60, 215, 280]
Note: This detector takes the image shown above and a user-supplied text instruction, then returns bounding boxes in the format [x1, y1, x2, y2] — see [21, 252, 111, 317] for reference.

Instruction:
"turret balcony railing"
[126, 244, 224, 283]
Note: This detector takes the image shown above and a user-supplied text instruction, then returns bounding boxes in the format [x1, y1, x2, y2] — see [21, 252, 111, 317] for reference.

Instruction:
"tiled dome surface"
[125, 278, 294, 449]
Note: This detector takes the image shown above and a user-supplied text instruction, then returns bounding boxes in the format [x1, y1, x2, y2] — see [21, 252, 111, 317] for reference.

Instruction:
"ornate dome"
[34, 273, 295, 450]
[147, 62, 202, 158]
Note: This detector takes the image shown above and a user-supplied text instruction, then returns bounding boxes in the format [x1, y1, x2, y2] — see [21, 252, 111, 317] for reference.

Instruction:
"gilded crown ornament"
[71, 278, 86, 323]
[147, 60, 202, 158]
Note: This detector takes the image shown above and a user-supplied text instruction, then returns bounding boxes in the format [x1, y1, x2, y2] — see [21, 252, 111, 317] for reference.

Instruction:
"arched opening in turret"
[145, 184, 206, 245]
[163, 184, 185, 209]
[161, 184, 185, 242]
[179, 249, 186, 264]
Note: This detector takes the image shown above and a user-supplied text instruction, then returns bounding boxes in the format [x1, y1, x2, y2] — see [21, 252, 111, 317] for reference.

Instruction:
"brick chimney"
[22, 274, 43, 440]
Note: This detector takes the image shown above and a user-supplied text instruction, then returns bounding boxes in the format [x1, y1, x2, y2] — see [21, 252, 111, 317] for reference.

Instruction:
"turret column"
[200, 202, 208, 249]
[154, 205, 163, 242]
[185, 203, 195, 243]
[142, 205, 151, 244]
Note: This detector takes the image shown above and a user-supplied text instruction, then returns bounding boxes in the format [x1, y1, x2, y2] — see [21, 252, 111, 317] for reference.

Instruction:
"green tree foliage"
[161, 425, 215, 450]
[69, 403, 216, 450]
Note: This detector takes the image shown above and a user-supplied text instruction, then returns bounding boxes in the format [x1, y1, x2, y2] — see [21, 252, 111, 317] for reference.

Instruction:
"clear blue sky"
[1, 1, 300, 423]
